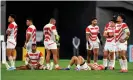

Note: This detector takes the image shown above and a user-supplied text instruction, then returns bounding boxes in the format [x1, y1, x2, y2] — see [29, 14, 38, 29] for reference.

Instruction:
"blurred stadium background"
[1, 1, 133, 60]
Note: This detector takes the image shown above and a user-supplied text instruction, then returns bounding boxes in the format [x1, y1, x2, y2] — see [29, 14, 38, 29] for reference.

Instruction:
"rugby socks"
[5, 62, 11, 69]
[10, 59, 15, 68]
[112, 60, 115, 68]
[123, 59, 128, 70]
[67, 65, 71, 69]
[76, 64, 80, 69]
[103, 59, 108, 67]
[46, 63, 50, 69]
[109, 60, 114, 68]
[119, 59, 124, 70]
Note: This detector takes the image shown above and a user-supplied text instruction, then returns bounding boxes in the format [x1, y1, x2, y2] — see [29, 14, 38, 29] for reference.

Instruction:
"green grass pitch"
[1, 60, 133, 80]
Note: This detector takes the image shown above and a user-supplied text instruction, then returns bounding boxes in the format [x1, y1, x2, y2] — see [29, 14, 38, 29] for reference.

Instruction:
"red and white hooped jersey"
[86, 25, 99, 42]
[26, 25, 36, 43]
[115, 23, 128, 43]
[26, 50, 43, 65]
[104, 23, 116, 43]
[43, 23, 58, 42]
[7, 22, 18, 42]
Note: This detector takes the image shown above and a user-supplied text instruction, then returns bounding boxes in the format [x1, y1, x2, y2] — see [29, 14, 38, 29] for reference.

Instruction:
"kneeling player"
[65, 56, 91, 70]
[16, 44, 48, 70]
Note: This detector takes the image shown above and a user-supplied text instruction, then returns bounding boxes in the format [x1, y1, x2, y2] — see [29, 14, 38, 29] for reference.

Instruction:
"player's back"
[26, 25, 36, 43]
[7, 22, 18, 41]
[43, 23, 56, 41]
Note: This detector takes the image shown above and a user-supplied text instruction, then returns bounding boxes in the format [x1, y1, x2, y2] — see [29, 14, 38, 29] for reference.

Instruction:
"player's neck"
[32, 50, 36, 53]
[10, 21, 14, 23]
[91, 24, 96, 27]
[117, 21, 122, 24]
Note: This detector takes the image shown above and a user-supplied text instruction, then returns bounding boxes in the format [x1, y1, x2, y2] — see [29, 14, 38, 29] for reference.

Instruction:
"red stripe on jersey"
[86, 27, 90, 32]
[48, 42, 55, 46]
[107, 37, 115, 42]
[8, 24, 14, 29]
[51, 26, 56, 30]
[8, 41, 15, 46]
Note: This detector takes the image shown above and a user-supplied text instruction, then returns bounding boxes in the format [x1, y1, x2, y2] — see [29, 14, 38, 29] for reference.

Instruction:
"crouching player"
[16, 44, 47, 70]
[103, 20, 116, 70]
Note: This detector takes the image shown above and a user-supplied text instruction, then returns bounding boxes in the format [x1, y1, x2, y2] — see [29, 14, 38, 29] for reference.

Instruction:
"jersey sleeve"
[51, 26, 58, 35]
[86, 27, 90, 34]
[122, 23, 128, 30]
[27, 27, 33, 34]
[7, 24, 14, 31]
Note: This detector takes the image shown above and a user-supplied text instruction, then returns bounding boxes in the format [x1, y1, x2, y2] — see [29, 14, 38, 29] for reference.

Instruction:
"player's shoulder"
[12, 22, 17, 26]
[36, 50, 41, 53]
[29, 25, 36, 29]
[122, 22, 127, 25]
[44, 23, 55, 29]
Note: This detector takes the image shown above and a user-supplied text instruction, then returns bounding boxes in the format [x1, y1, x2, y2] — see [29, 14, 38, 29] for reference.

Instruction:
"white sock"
[119, 59, 124, 69]
[55, 64, 59, 68]
[67, 65, 71, 68]
[109, 60, 114, 67]
[76, 64, 80, 69]
[46, 63, 50, 69]
[123, 59, 128, 70]
[103, 59, 108, 67]
[112, 59, 115, 67]
[5, 62, 11, 69]
[10, 59, 15, 67]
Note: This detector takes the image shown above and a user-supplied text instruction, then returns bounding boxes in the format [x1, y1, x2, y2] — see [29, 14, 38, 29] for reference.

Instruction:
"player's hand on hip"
[119, 39, 126, 43]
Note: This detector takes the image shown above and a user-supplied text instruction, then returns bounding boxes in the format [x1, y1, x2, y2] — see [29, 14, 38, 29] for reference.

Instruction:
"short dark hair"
[91, 17, 97, 21]
[27, 17, 33, 22]
[118, 13, 125, 20]
[9, 14, 16, 20]
[110, 19, 117, 23]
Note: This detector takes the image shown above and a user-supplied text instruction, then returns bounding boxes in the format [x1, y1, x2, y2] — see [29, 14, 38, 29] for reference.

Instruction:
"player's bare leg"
[66, 56, 80, 70]
[12, 49, 17, 68]
[57, 48, 59, 59]
[93, 48, 99, 63]
[6, 48, 16, 70]
[87, 50, 91, 63]
[51, 49, 60, 69]
[120, 50, 128, 72]
[103, 50, 108, 69]
[46, 49, 51, 69]
[108, 52, 115, 70]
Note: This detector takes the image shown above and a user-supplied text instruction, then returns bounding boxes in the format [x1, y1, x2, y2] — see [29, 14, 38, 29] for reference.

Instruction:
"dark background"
[6, 1, 96, 60]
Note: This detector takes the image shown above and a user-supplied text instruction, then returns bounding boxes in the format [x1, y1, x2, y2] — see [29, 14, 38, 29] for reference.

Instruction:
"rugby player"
[43, 18, 61, 70]
[115, 14, 130, 72]
[6, 14, 18, 70]
[86, 18, 102, 64]
[24, 18, 36, 52]
[103, 19, 116, 70]
[16, 44, 49, 70]
[65, 56, 104, 70]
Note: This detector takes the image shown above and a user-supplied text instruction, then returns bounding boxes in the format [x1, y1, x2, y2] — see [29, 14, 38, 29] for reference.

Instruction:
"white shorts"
[104, 42, 116, 52]
[86, 41, 99, 50]
[44, 40, 57, 50]
[80, 62, 91, 70]
[117, 42, 127, 51]
[26, 42, 32, 52]
[7, 39, 16, 49]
